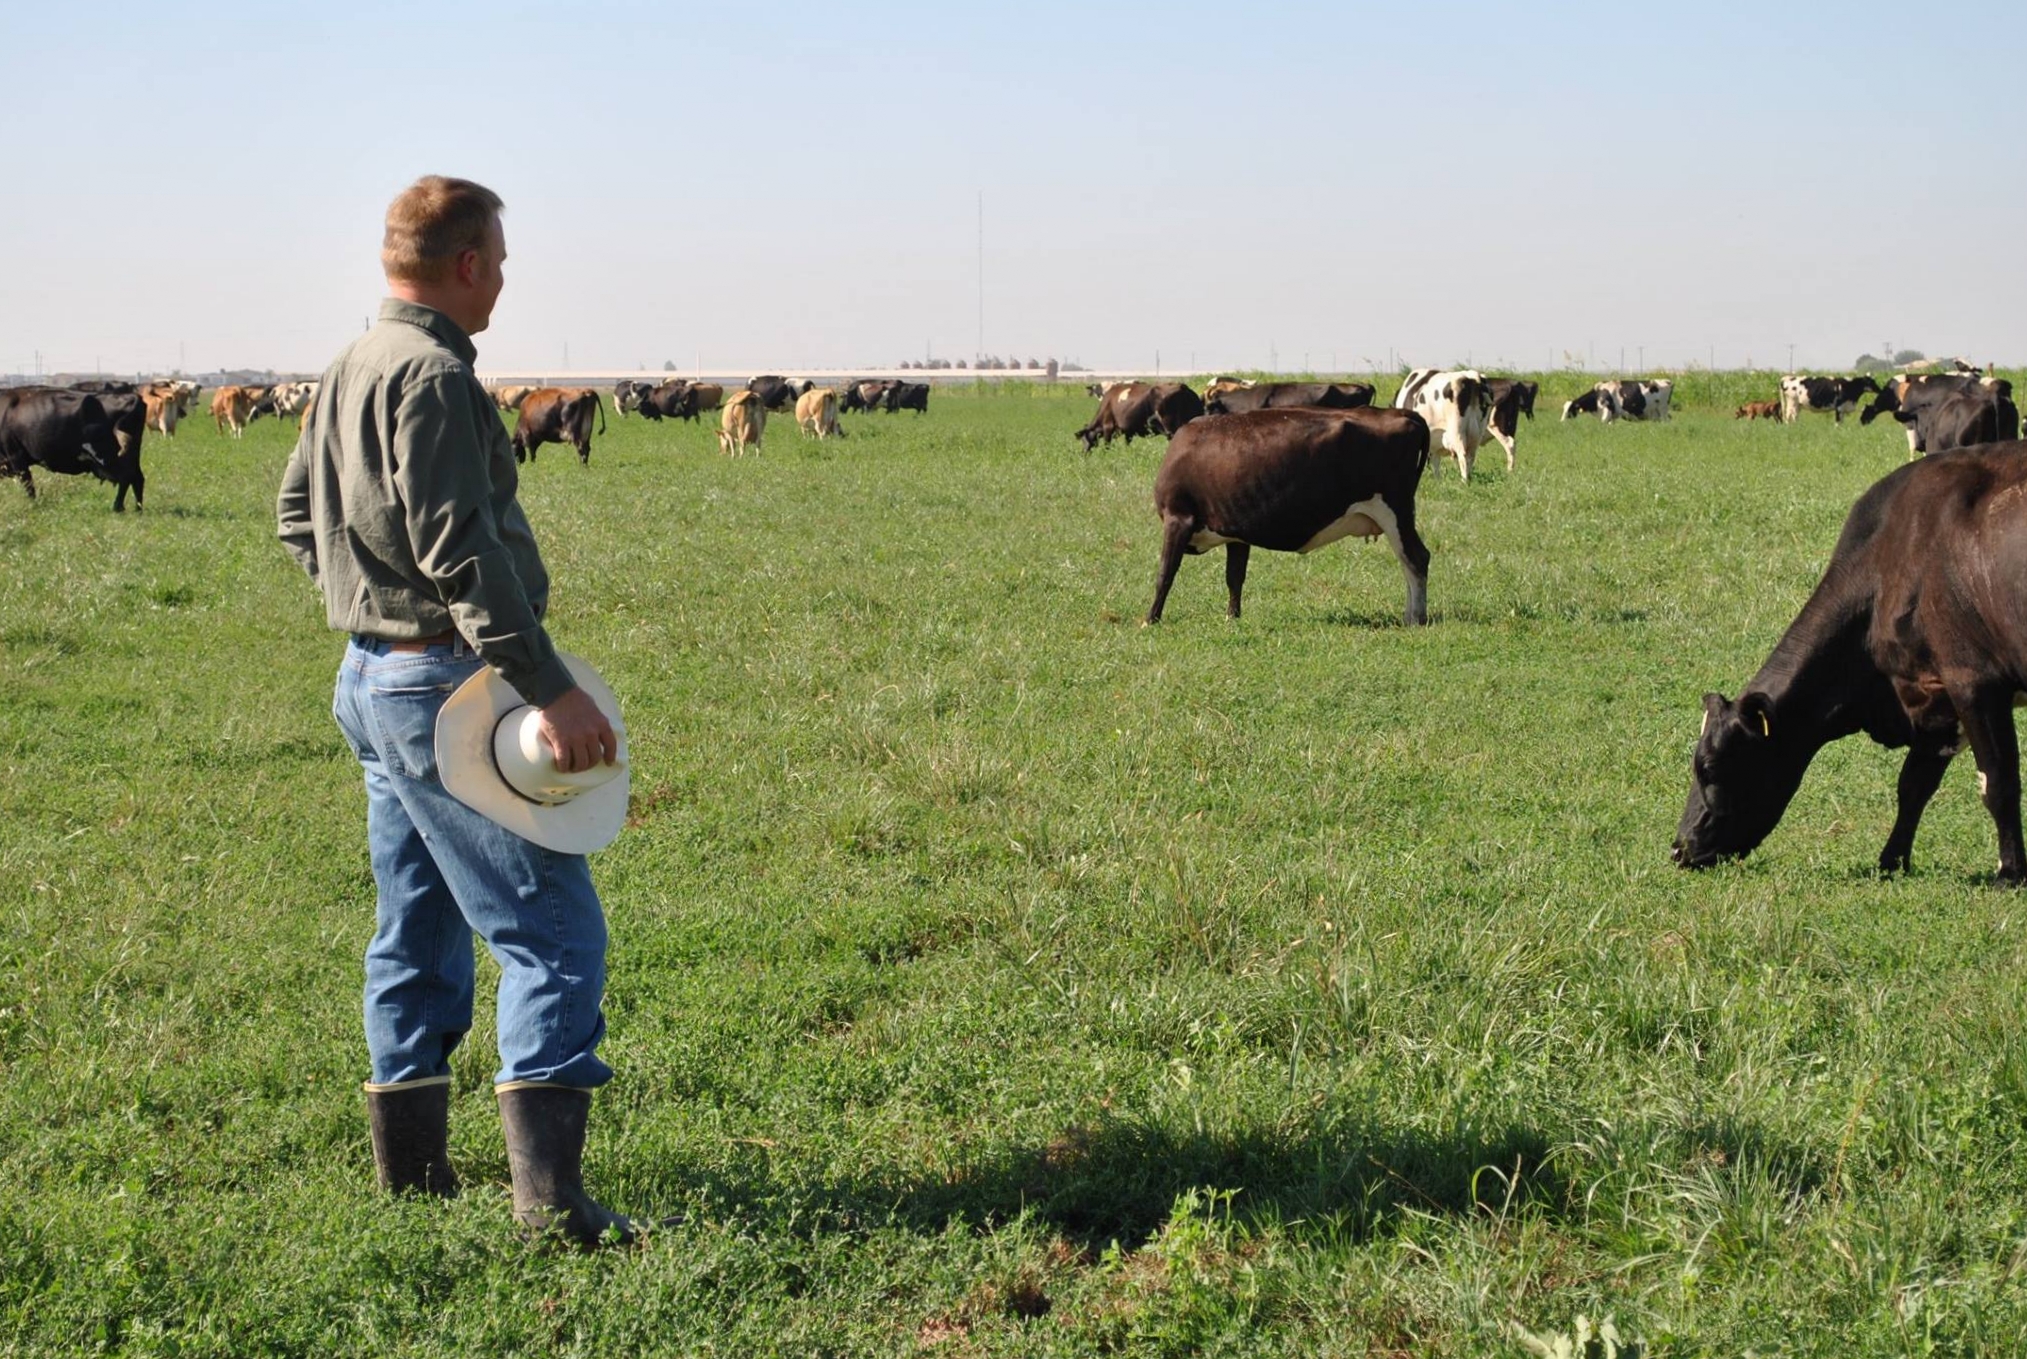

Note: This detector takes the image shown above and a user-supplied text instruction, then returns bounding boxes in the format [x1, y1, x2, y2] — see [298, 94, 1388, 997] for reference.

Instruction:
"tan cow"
[718, 390, 765, 457]
[141, 384, 181, 437]
[492, 384, 538, 411]
[1735, 400, 1782, 421]
[211, 385, 255, 438]
[795, 387, 842, 439]
[1202, 377, 1255, 404]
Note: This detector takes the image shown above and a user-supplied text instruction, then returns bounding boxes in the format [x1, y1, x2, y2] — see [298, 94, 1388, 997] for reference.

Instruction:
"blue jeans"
[332, 637, 613, 1091]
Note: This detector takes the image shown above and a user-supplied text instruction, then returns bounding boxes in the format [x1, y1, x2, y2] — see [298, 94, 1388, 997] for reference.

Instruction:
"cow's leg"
[1224, 542, 1250, 619]
[16, 467, 35, 501]
[1146, 514, 1195, 625]
[578, 439, 590, 466]
[1955, 687, 2026, 881]
[1879, 743, 1956, 874]
[1382, 495, 1431, 627]
[1493, 428, 1517, 472]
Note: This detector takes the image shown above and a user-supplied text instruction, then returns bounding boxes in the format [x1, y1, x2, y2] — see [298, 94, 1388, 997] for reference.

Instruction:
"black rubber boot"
[365, 1082, 458, 1198]
[497, 1085, 638, 1248]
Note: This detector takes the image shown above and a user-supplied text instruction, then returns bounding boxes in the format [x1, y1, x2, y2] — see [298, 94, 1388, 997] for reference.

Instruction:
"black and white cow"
[1779, 374, 1879, 425]
[746, 375, 799, 411]
[1393, 368, 1493, 479]
[613, 379, 651, 417]
[1485, 379, 1537, 473]
[1562, 379, 1672, 424]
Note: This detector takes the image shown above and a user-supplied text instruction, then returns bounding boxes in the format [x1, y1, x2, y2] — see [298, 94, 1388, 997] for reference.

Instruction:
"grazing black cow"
[0, 387, 141, 510]
[1085, 383, 1107, 398]
[882, 381, 930, 414]
[1203, 382, 1375, 415]
[1147, 406, 1432, 625]
[746, 375, 798, 411]
[1779, 374, 1879, 424]
[511, 387, 605, 464]
[1675, 442, 2027, 879]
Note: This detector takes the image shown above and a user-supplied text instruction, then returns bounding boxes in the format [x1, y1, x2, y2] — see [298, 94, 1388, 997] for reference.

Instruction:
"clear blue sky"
[3, 1, 2021, 376]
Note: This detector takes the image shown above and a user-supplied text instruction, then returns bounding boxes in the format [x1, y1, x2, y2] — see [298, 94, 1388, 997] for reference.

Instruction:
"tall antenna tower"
[976, 191, 984, 361]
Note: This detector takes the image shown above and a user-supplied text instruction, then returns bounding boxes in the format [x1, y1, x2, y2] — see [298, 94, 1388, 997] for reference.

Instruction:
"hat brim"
[436, 653, 630, 854]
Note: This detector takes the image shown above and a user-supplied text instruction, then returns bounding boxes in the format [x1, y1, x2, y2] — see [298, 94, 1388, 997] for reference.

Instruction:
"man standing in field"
[277, 175, 642, 1247]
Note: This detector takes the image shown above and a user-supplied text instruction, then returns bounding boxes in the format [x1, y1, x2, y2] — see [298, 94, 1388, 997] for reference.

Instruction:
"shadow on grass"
[703, 1115, 1566, 1252]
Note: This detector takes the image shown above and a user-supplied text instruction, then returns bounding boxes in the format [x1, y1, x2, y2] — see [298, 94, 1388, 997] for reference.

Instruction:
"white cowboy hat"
[435, 653, 630, 854]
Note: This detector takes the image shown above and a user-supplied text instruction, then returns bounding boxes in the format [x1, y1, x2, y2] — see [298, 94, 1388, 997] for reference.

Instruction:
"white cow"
[1393, 368, 1494, 479]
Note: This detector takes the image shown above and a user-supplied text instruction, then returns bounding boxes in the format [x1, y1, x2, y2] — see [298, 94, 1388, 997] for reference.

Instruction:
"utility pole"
[1788, 342, 1796, 372]
[1637, 345, 1644, 371]
[976, 190, 983, 362]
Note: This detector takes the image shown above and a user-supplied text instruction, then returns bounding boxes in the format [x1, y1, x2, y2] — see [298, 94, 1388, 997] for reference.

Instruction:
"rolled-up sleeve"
[276, 440, 320, 582]
[391, 374, 576, 707]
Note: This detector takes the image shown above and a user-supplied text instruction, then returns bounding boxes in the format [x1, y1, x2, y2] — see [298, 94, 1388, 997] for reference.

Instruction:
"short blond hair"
[381, 175, 503, 284]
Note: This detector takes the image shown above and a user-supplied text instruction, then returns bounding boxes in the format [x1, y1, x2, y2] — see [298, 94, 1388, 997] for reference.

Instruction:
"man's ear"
[454, 248, 481, 286]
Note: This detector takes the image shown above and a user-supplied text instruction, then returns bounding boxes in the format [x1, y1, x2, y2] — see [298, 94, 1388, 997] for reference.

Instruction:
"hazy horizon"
[4, 0, 2022, 379]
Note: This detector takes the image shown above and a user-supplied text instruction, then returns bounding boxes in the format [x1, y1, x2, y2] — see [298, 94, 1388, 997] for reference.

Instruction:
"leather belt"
[382, 630, 459, 652]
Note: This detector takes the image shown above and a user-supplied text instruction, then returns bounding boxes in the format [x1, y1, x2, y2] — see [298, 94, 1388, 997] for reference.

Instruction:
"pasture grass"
[3, 375, 2026, 1355]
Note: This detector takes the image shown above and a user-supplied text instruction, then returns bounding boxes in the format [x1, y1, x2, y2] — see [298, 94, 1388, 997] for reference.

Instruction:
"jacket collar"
[378, 298, 478, 365]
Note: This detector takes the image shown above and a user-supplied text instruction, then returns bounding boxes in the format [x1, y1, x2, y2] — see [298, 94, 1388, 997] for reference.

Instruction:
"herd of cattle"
[482, 375, 933, 464]
[12, 354, 2027, 883]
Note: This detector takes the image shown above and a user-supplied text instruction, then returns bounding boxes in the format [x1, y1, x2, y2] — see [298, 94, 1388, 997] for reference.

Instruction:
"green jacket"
[277, 299, 574, 707]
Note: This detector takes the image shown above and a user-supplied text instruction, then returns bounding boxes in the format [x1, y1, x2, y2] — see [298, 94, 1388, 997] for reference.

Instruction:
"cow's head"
[1516, 381, 1538, 419]
[1859, 378, 1907, 425]
[1673, 691, 1811, 869]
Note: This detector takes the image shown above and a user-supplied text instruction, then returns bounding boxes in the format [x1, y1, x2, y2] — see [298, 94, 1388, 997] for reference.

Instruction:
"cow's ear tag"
[1758, 712, 1770, 738]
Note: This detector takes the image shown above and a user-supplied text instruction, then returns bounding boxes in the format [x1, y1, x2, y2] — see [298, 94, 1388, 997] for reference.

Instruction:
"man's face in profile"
[466, 217, 506, 333]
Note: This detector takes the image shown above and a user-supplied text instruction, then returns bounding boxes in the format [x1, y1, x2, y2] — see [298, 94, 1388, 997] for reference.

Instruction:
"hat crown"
[492, 707, 626, 806]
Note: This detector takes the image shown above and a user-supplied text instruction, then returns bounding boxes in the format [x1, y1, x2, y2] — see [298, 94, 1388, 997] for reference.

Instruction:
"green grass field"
[5, 376, 2027, 1356]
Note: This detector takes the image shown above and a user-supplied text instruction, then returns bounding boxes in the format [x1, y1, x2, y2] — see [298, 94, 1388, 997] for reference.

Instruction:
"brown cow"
[1675, 442, 2027, 878]
[1735, 401, 1782, 421]
[511, 387, 605, 465]
[718, 390, 765, 456]
[1078, 382, 1206, 451]
[1148, 406, 1432, 625]
[211, 386, 255, 438]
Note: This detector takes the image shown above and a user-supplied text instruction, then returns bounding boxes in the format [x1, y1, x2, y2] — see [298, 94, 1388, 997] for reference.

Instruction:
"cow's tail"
[594, 392, 607, 435]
